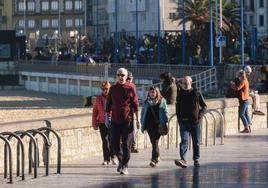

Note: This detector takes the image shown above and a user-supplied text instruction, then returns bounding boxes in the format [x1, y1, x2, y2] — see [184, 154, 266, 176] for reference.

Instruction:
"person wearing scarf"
[140, 86, 168, 167]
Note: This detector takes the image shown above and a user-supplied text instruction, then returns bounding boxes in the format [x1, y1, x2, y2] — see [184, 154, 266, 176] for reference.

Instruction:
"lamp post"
[157, 0, 161, 64]
[209, 0, 214, 66]
[135, 0, 139, 64]
[96, 0, 99, 55]
[182, 0, 186, 65]
[240, 0, 244, 66]
[114, 0, 118, 64]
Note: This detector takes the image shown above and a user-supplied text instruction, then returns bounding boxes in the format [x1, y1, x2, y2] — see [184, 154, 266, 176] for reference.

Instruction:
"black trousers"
[99, 123, 115, 162]
[111, 122, 133, 168]
[147, 128, 161, 161]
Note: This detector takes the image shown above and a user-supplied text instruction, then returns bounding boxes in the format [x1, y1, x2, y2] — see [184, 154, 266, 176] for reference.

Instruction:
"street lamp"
[114, 0, 118, 64]
[157, 0, 161, 64]
[182, 0, 186, 65]
[209, 0, 214, 66]
[240, 0, 244, 66]
[135, 0, 139, 64]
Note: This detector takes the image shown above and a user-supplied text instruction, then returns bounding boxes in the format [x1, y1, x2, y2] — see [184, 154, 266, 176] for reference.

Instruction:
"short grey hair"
[116, 68, 128, 75]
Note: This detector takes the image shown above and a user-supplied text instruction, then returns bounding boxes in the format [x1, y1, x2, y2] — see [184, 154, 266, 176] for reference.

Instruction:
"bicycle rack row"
[167, 109, 225, 149]
[0, 122, 61, 184]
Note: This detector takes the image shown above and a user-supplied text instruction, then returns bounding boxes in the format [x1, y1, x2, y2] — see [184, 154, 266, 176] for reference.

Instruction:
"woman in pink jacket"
[92, 81, 117, 165]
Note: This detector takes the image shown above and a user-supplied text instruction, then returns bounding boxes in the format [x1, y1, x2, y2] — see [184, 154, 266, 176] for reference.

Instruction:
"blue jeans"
[179, 121, 200, 161]
[239, 100, 252, 128]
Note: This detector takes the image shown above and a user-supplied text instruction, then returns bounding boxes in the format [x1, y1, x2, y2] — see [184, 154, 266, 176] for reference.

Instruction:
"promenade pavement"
[1, 128, 268, 188]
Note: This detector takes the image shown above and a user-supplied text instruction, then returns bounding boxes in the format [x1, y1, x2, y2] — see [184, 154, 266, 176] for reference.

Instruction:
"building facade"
[243, 0, 268, 39]
[13, 0, 85, 53]
[106, 0, 187, 37]
[86, 0, 109, 40]
[0, 0, 13, 30]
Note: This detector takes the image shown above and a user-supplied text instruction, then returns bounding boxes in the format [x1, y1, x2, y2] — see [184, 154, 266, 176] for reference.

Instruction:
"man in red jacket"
[106, 68, 140, 175]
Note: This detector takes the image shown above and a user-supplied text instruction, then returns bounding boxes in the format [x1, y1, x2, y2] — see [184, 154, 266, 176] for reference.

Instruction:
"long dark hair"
[147, 86, 163, 101]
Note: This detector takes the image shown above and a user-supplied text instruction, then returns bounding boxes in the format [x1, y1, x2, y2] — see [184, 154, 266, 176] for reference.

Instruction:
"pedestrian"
[231, 70, 252, 133]
[105, 68, 140, 175]
[243, 65, 265, 116]
[126, 71, 139, 153]
[160, 71, 177, 104]
[175, 76, 207, 168]
[140, 86, 168, 167]
[92, 81, 118, 165]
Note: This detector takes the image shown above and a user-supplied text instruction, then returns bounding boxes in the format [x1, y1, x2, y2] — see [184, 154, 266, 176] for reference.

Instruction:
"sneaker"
[174, 159, 187, 168]
[253, 111, 265, 115]
[120, 167, 128, 175]
[131, 148, 139, 153]
[117, 163, 122, 172]
[240, 128, 250, 133]
[149, 160, 156, 167]
[102, 161, 109, 166]
[194, 160, 200, 167]
[111, 157, 118, 165]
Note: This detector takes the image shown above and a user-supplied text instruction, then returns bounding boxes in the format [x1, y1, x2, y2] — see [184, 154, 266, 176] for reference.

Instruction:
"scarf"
[147, 97, 159, 106]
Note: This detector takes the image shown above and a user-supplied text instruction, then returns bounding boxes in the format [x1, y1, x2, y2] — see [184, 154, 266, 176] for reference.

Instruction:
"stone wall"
[0, 95, 267, 174]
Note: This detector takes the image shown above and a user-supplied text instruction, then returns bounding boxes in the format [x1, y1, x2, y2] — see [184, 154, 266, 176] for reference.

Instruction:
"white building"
[243, 0, 268, 39]
[106, 0, 189, 36]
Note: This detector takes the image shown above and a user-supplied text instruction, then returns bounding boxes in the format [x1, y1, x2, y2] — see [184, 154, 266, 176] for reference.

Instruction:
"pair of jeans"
[147, 127, 161, 161]
[110, 122, 133, 168]
[99, 123, 115, 162]
[239, 100, 252, 128]
[179, 121, 200, 161]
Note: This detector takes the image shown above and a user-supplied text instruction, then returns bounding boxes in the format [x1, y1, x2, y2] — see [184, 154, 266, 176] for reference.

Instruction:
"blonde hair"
[101, 81, 111, 89]
[238, 71, 247, 80]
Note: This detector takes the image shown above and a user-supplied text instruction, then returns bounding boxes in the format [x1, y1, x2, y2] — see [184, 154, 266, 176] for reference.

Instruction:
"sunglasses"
[102, 88, 109, 91]
[117, 74, 125, 77]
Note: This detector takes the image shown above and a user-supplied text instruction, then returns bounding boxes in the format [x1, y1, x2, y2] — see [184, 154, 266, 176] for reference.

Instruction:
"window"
[28, 1, 35, 11]
[51, 19, 59, 28]
[51, 0, 59, 11]
[250, 0, 254, 11]
[18, 2, 25, 11]
[169, 12, 178, 20]
[259, 0, 264, 7]
[141, 13, 146, 22]
[65, 0, 72, 10]
[249, 15, 254, 25]
[42, 19, 49, 28]
[65, 19, 73, 27]
[74, 0, 82, 10]
[75, 18, 83, 27]
[259, 15, 264, 27]
[28, 19, 35, 28]
[42, 1, 49, 11]
[18, 20, 25, 28]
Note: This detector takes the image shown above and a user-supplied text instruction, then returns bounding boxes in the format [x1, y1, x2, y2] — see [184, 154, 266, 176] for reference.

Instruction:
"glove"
[105, 115, 112, 128]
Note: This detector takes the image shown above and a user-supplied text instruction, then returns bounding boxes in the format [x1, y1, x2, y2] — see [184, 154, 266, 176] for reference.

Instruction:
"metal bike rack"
[15, 130, 39, 178]
[167, 109, 225, 149]
[203, 109, 225, 147]
[0, 134, 13, 183]
[2, 132, 25, 180]
[27, 129, 51, 176]
[1, 125, 61, 184]
[38, 126, 62, 174]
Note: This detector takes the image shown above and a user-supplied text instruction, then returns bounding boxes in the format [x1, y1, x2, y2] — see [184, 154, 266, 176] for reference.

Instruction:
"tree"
[173, 0, 241, 62]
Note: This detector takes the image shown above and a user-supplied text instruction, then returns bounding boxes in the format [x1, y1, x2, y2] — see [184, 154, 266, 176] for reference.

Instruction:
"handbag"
[149, 106, 168, 136]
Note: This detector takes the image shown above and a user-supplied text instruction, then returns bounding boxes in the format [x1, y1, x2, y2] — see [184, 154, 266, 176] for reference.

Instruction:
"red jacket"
[92, 94, 107, 129]
[106, 82, 139, 125]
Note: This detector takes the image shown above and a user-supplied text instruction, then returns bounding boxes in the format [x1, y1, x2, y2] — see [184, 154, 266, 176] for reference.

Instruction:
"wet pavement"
[1, 129, 268, 188]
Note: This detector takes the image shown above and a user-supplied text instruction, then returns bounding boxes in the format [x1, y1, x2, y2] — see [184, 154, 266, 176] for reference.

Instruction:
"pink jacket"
[92, 94, 107, 129]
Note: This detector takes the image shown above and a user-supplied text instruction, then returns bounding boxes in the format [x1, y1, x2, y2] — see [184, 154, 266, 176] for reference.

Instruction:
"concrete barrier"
[0, 95, 267, 174]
